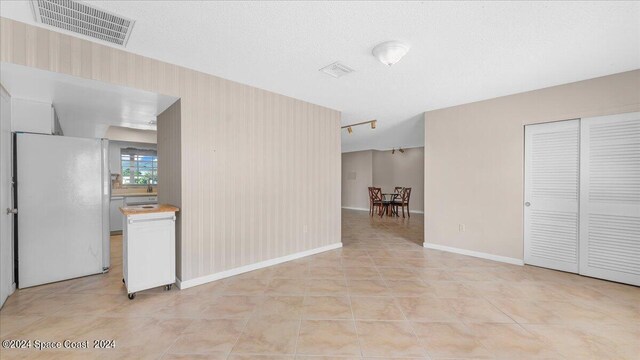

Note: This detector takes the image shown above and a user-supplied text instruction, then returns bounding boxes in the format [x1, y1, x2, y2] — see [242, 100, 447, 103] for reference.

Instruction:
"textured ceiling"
[1, 1, 638, 152]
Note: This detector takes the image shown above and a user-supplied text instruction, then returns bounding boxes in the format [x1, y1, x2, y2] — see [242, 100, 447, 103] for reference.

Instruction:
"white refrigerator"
[16, 133, 110, 288]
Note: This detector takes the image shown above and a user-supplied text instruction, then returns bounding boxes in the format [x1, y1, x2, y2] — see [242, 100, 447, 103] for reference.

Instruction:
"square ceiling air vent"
[319, 62, 355, 78]
[30, 0, 135, 46]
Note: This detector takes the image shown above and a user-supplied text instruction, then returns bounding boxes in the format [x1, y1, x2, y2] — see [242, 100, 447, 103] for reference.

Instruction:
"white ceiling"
[0, 62, 178, 138]
[1, 1, 638, 152]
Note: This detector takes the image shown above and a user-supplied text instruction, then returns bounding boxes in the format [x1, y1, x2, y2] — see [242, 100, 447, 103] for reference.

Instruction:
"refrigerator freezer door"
[17, 133, 104, 288]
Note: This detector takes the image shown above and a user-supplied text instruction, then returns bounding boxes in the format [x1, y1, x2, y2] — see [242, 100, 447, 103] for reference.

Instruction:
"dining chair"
[368, 187, 384, 216]
[395, 187, 412, 218]
[391, 187, 404, 216]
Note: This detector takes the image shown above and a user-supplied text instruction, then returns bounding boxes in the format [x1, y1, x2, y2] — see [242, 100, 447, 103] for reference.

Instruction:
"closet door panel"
[524, 120, 580, 273]
[580, 112, 640, 286]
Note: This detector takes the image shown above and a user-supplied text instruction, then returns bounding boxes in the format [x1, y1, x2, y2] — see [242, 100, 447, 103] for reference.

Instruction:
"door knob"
[6, 208, 17, 215]
[524, 202, 531, 207]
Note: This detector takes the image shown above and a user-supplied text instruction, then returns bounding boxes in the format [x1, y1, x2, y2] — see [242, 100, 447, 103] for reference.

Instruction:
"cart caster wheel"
[122, 278, 125, 284]
[127, 293, 136, 300]
[165, 284, 172, 291]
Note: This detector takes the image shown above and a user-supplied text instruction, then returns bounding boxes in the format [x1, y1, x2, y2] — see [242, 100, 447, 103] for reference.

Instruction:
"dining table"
[381, 193, 399, 216]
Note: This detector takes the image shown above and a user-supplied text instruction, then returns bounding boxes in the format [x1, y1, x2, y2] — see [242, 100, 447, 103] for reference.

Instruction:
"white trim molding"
[177, 242, 343, 289]
[341, 206, 369, 212]
[423, 243, 524, 266]
[341, 206, 424, 214]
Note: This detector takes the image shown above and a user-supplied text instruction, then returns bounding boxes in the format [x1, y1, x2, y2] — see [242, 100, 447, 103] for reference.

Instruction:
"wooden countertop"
[119, 204, 180, 216]
[111, 192, 157, 198]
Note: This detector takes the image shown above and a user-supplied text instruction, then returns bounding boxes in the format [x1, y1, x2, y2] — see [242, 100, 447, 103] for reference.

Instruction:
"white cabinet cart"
[120, 204, 179, 299]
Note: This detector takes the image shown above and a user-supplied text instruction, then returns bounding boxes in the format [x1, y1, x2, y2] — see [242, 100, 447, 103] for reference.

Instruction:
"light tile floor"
[1, 209, 638, 359]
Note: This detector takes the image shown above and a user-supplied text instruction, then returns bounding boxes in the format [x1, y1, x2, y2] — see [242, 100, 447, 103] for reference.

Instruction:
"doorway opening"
[0, 62, 179, 303]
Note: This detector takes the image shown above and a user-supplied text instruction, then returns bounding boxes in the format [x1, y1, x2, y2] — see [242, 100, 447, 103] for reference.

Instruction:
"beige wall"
[0, 18, 342, 284]
[341, 147, 424, 212]
[373, 147, 424, 212]
[424, 69, 640, 260]
[157, 100, 182, 278]
[341, 150, 373, 210]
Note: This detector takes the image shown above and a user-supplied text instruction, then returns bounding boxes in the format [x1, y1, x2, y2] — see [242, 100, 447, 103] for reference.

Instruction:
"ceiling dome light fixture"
[372, 41, 410, 66]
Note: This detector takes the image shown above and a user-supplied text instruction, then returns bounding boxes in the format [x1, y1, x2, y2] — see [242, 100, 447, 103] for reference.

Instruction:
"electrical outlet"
[459, 224, 465, 232]
[303, 225, 308, 234]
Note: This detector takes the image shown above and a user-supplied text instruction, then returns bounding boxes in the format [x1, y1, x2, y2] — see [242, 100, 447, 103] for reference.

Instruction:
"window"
[121, 148, 158, 185]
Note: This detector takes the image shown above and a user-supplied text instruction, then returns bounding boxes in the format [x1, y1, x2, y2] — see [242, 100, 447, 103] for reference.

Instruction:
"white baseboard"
[341, 206, 424, 214]
[341, 206, 370, 212]
[177, 242, 343, 290]
[423, 243, 524, 266]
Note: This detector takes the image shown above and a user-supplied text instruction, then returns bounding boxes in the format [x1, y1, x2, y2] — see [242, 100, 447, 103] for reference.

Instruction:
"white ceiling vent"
[30, 0, 135, 46]
[319, 62, 354, 78]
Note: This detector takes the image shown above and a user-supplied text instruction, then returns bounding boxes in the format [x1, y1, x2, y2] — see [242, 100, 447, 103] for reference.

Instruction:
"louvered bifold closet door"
[524, 120, 580, 273]
[580, 112, 640, 286]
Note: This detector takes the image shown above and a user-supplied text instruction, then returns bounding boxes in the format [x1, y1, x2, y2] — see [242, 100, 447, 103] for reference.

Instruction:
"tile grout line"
[225, 294, 261, 359]
[157, 316, 196, 360]
[345, 259, 365, 359]
[291, 264, 310, 357]
[377, 260, 432, 360]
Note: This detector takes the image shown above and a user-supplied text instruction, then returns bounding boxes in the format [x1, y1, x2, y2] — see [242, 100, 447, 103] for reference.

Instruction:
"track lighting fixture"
[342, 119, 377, 135]
[399, 148, 405, 153]
[392, 148, 395, 154]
